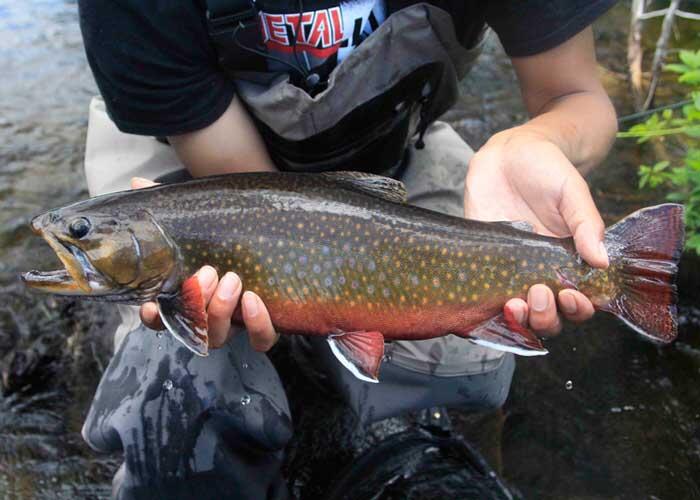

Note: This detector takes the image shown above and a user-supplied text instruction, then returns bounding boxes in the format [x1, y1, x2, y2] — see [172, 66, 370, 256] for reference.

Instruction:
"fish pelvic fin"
[157, 275, 209, 356]
[468, 309, 548, 356]
[327, 330, 385, 383]
[600, 203, 684, 344]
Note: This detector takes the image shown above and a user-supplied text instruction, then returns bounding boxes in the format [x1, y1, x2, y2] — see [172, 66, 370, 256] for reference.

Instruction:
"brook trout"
[21, 172, 684, 382]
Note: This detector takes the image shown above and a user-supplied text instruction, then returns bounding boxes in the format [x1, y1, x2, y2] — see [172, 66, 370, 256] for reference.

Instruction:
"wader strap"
[206, 0, 256, 30]
[205, 0, 263, 71]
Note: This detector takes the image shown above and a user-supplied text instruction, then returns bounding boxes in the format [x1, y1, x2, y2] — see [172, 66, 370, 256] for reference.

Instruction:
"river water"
[0, 1, 698, 498]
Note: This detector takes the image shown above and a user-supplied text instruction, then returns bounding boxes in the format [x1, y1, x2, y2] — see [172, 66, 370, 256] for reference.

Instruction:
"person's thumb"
[130, 177, 158, 190]
[559, 174, 609, 268]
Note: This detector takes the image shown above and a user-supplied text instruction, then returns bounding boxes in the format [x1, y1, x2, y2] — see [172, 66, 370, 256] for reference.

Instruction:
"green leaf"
[683, 104, 700, 120]
[686, 234, 700, 254]
[694, 91, 700, 111]
[666, 191, 687, 202]
[687, 125, 700, 138]
[679, 70, 700, 85]
[679, 50, 700, 69]
[652, 160, 670, 172]
[662, 109, 673, 120]
[666, 63, 691, 74]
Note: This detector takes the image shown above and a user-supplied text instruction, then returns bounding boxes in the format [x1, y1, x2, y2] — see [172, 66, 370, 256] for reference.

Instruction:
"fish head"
[21, 205, 178, 301]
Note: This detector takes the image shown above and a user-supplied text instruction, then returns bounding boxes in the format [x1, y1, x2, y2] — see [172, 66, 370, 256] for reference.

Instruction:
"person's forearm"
[511, 90, 617, 175]
[168, 96, 276, 177]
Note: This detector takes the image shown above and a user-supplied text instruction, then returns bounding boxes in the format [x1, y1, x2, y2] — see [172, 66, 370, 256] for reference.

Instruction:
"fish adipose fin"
[327, 330, 385, 383]
[157, 275, 209, 356]
[468, 309, 548, 356]
[601, 203, 684, 344]
[321, 171, 407, 204]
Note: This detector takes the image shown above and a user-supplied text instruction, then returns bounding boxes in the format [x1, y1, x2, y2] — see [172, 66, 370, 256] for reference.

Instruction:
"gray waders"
[81, 5, 515, 498]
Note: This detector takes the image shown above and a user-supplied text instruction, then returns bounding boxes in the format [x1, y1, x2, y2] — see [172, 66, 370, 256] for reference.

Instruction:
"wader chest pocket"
[231, 4, 478, 173]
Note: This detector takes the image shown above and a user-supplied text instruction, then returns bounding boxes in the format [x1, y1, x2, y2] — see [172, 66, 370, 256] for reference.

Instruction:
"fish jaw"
[21, 220, 106, 295]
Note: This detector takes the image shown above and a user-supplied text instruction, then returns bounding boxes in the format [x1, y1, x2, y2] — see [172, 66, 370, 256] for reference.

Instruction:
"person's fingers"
[196, 265, 219, 305]
[130, 177, 159, 190]
[559, 175, 609, 268]
[241, 291, 279, 352]
[139, 301, 164, 330]
[504, 298, 528, 325]
[557, 289, 595, 323]
[526, 284, 562, 336]
[207, 272, 242, 348]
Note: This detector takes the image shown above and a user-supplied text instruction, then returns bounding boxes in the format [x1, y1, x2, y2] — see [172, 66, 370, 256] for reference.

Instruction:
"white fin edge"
[327, 336, 379, 383]
[157, 304, 209, 357]
[469, 339, 548, 357]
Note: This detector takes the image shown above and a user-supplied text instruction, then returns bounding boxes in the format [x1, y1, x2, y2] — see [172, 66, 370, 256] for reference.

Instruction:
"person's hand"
[464, 129, 609, 337]
[131, 177, 279, 351]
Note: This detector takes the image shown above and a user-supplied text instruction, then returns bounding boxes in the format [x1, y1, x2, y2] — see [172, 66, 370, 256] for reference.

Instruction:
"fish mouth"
[21, 224, 109, 295]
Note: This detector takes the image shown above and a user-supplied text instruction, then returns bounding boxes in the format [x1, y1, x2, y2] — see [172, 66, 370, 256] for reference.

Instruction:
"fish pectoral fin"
[468, 309, 548, 357]
[320, 171, 407, 204]
[327, 330, 385, 383]
[157, 275, 209, 356]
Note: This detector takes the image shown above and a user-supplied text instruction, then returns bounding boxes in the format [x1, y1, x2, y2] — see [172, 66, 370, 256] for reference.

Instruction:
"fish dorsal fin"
[468, 309, 548, 356]
[327, 330, 385, 383]
[493, 220, 534, 232]
[321, 171, 407, 204]
[157, 275, 209, 356]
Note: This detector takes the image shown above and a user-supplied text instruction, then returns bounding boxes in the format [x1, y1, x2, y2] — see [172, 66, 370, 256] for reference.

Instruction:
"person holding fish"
[33, 0, 672, 496]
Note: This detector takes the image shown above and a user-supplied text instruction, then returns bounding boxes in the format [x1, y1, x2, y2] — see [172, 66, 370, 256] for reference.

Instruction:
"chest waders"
[81, 4, 516, 498]
[207, 0, 480, 174]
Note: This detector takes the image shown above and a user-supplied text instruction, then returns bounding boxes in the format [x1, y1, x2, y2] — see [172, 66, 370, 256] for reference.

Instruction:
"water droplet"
[242, 362, 248, 369]
[610, 406, 622, 413]
[156, 331, 163, 339]
[432, 411, 441, 419]
[267, 277, 276, 286]
[240, 394, 251, 405]
[565, 380, 573, 390]
[623, 405, 635, 411]
[157, 345, 163, 351]
[322, 245, 330, 255]
[313, 264, 322, 274]
[283, 263, 293, 274]
[162, 379, 173, 391]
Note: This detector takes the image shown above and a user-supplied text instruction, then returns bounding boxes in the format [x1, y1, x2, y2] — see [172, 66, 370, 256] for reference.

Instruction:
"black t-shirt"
[78, 0, 616, 137]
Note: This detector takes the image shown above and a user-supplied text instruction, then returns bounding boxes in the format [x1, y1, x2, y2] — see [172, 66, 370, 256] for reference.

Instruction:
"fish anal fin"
[157, 275, 209, 356]
[321, 171, 407, 204]
[468, 309, 547, 356]
[327, 330, 385, 383]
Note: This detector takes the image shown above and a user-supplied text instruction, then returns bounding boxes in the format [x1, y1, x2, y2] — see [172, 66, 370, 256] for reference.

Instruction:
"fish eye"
[68, 217, 91, 239]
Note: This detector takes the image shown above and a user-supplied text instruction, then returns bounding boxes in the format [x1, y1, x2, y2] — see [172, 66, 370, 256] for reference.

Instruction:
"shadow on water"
[0, 1, 698, 498]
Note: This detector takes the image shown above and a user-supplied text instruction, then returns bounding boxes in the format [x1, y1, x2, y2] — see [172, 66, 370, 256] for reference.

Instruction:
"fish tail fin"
[602, 203, 684, 344]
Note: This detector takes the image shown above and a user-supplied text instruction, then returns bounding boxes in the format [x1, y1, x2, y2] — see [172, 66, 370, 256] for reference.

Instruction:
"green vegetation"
[618, 49, 700, 254]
